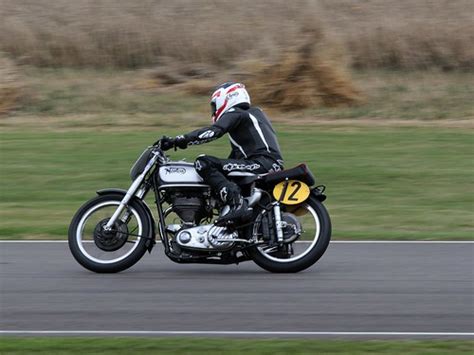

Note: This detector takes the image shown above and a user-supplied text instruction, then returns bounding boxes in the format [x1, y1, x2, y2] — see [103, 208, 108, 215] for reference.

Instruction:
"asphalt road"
[1, 241, 473, 338]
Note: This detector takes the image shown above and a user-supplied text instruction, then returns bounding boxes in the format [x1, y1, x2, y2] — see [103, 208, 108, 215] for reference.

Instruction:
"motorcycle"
[68, 140, 331, 273]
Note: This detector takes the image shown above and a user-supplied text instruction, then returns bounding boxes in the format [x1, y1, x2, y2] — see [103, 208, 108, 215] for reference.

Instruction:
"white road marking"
[0, 330, 473, 336]
[0, 240, 472, 244]
[330, 240, 474, 244]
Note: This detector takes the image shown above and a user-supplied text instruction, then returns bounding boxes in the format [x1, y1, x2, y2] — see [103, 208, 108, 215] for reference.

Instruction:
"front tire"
[68, 194, 151, 273]
[250, 197, 331, 273]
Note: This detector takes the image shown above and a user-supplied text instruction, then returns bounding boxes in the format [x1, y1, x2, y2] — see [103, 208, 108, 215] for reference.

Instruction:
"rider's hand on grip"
[174, 135, 188, 150]
[158, 136, 175, 151]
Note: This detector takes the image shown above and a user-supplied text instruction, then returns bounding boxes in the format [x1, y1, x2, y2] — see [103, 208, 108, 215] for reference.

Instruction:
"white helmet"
[210, 82, 251, 123]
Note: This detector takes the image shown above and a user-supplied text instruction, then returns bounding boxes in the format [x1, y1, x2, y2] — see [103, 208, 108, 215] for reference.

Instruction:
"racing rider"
[158, 82, 284, 225]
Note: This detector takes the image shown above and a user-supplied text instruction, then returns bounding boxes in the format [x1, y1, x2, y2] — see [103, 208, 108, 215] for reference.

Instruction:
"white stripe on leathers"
[249, 113, 271, 153]
[228, 134, 248, 158]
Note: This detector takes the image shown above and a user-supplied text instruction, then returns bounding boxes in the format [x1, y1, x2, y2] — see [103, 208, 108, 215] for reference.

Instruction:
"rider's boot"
[215, 197, 253, 227]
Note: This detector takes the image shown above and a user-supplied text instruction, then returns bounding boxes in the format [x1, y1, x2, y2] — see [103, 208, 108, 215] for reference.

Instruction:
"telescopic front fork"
[103, 174, 146, 230]
[104, 153, 159, 230]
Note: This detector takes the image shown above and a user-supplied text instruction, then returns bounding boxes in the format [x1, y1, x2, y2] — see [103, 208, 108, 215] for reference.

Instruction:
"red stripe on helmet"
[225, 84, 244, 95]
[213, 99, 228, 122]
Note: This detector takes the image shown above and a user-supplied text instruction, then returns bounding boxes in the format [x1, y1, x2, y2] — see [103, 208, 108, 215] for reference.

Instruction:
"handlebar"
[153, 136, 176, 152]
[148, 142, 170, 165]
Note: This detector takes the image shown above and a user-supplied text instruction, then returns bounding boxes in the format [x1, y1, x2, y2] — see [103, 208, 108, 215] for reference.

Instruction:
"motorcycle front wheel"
[249, 196, 331, 273]
[68, 194, 150, 273]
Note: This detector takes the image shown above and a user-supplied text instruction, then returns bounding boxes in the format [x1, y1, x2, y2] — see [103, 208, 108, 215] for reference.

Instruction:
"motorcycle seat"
[264, 164, 315, 186]
[227, 171, 262, 185]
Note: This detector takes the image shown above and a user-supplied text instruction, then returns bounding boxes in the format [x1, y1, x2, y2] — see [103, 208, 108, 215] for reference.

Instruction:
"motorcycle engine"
[169, 191, 210, 224]
[164, 188, 236, 251]
[175, 224, 237, 250]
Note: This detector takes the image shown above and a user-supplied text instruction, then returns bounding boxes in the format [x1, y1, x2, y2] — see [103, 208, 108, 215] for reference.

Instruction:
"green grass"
[1, 337, 473, 354]
[1, 125, 472, 240]
[1, 68, 473, 240]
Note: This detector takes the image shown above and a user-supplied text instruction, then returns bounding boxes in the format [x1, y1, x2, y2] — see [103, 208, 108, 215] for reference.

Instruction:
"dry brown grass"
[178, 25, 363, 109]
[0, 55, 24, 114]
[319, 0, 474, 70]
[0, 0, 315, 67]
[0, 0, 471, 112]
[245, 26, 363, 109]
[1, 0, 472, 70]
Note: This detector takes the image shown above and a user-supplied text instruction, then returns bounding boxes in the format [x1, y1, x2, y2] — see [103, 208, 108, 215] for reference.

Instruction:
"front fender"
[96, 188, 156, 251]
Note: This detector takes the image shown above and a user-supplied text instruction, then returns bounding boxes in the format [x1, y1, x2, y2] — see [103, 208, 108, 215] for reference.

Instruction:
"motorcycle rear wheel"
[68, 194, 150, 273]
[249, 197, 331, 273]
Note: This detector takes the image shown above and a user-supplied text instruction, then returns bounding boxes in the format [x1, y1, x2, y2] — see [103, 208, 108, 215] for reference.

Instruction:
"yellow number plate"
[272, 180, 310, 205]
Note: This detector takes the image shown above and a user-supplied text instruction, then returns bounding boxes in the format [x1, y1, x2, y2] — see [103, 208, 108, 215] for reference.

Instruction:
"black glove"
[157, 136, 175, 151]
[174, 135, 188, 150]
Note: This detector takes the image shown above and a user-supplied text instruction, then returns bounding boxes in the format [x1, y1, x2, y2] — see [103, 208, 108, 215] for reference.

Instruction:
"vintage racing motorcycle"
[68, 140, 331, 273]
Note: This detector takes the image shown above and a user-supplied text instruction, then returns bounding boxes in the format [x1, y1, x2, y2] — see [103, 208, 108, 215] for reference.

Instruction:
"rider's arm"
[178, 109, 243, 148]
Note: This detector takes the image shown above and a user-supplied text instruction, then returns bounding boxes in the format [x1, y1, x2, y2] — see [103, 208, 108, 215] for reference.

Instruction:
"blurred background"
[0, 0, 472, 240]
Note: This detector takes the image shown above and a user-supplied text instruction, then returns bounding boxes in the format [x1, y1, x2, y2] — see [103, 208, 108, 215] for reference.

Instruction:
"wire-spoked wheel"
[68, 194, 151, 273]
[249, 196, 331, 273]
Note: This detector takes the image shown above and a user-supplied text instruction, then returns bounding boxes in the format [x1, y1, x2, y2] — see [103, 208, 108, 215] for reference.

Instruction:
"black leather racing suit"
[180, 106, 284, 203]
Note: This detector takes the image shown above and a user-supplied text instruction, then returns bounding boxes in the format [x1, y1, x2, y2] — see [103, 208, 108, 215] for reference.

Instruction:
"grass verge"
[0, 68, 472, 240]
[0, 125, 472, 240]
[1, 337, 473, 354]
[2, 68, 473, 122]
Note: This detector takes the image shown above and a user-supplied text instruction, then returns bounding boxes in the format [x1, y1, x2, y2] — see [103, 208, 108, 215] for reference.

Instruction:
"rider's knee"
[194, 155, 219, 174]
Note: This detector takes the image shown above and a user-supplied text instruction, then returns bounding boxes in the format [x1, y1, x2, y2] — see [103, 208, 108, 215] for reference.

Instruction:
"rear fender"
[96, 188, 156, 252]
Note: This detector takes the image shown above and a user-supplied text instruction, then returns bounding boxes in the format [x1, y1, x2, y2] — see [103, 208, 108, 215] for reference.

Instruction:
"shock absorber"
[273, 202, 284, 243]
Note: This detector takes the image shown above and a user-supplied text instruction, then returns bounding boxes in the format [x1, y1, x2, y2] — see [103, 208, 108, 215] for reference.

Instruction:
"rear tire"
[68, 194, 151, 273]
[249, 197, 331, 273]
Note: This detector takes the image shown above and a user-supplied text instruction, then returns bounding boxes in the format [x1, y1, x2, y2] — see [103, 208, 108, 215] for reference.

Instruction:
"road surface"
[1, 241, 473, 338]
